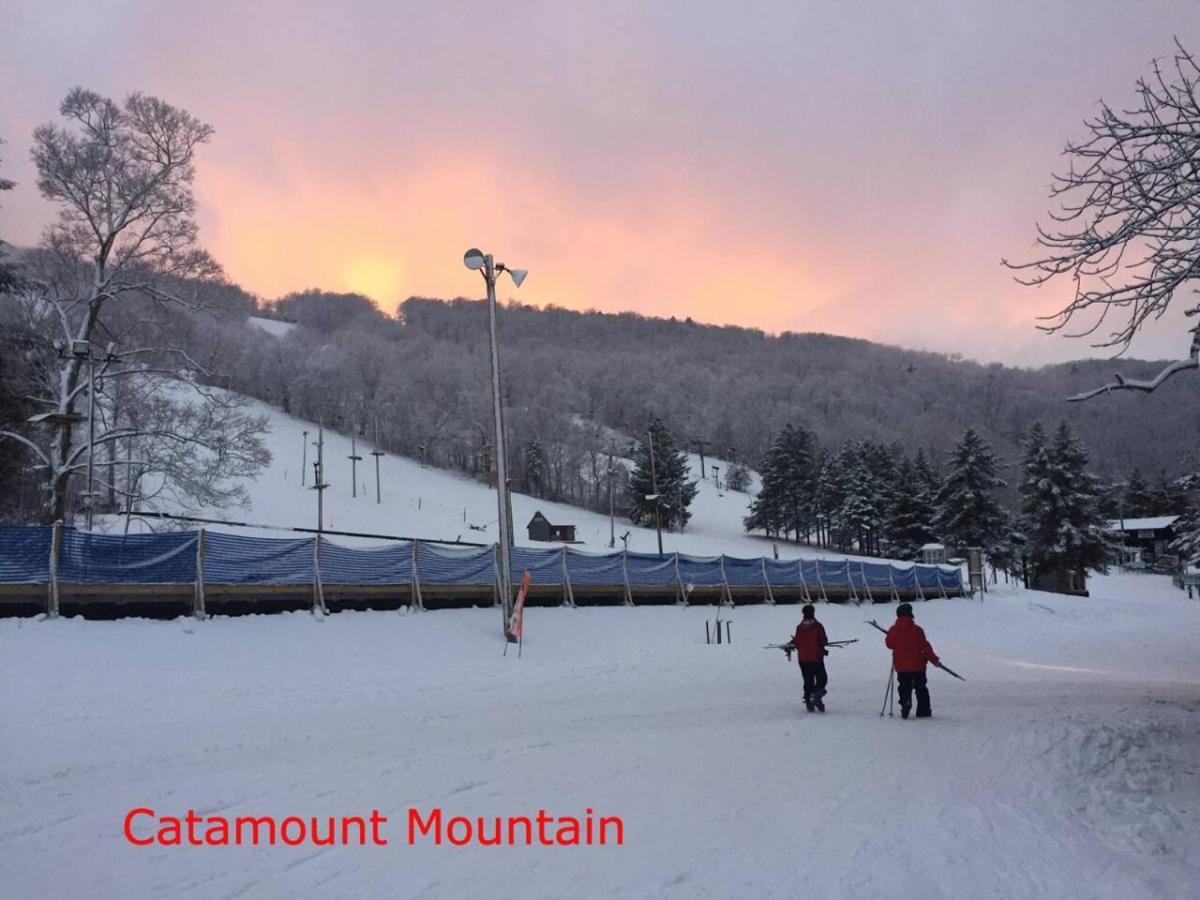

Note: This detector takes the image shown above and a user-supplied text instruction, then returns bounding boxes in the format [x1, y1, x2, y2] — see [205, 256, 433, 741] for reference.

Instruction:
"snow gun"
[866, 619, 965, 681]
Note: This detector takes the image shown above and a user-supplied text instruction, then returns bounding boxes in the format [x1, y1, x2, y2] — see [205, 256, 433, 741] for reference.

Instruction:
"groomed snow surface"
[3, 572, 1198, 898]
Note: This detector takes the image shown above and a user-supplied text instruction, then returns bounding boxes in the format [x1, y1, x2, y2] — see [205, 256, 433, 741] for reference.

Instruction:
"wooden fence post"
[47, 520, 62, 618]
[193, 528, 206, 619]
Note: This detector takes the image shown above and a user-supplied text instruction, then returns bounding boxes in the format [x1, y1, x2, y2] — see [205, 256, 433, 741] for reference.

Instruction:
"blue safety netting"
[0, 525, 54, 583]
[58, 528, 197, 584]
[510, 546, 567, 586]
[677, 554, 725, 587]
[722, 555, 765, 588]
[0, 526, 964, 595]
[202, 532, 314, 585]
[319, 540, 413, 585]
[915, 565, 941, 591]
[624, 551, 681, 588]
[417, 544, 496, 586]
[565, 548, 627, 586]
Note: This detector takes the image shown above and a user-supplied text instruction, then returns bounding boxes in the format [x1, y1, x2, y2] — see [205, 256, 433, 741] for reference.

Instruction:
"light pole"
[464, 247, 527, 637]
[647, 428, 663, 555]
[607, 452, 616, 548]
[61, 339, 118, 530]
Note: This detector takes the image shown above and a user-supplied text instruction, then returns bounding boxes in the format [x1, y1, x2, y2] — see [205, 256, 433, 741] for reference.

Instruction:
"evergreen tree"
[933, 427, 1010, 557]
[523, 436, 546, 497]
[744, 423, 815, 541]
[1149, 468, 1190, 516]
[1122, 467, 1155, 518]
[628, 417, 697, 531]
[838, 445, 878, 553]
[725, 462, 751, 493]
[886, 454, 939, 560]
[810, 450, 843, 549]
[1020, 422, 1114, 579]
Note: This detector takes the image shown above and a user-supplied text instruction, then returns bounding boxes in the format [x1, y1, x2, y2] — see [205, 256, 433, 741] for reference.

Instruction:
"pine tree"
[1149, 469, 1190, 516]
[886, 454, 939, 560]
[1122, 467, 1155, 518]
[838, 445, 878, 553]
[1020, 421, 1114, 580]
[628, 417, 698, 531]
[811, 450, 845, 548]
[523, 436, 546, 497]
[725, 462, 751, 493]
[744, 423, 815, 541]
[933, 427, 1010, 558]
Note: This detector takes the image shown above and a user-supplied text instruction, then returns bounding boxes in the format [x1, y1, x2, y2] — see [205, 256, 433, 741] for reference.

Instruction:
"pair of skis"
[763, 638, 858, 651]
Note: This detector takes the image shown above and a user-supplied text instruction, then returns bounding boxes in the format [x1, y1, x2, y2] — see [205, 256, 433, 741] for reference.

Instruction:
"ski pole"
[879, 666, 894, 717]
[936, 662, 966, 681]
[825, 639, 858, 647]
[866, 619, 887, 635]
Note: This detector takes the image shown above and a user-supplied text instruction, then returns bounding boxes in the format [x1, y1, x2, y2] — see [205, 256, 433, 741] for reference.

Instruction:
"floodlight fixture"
[463, 248, 486, 270]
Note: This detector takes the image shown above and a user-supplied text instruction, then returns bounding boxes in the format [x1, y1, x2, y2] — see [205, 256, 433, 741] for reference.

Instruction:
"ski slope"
[165, 395, 812, 561]
[2, 572, 1198, 898]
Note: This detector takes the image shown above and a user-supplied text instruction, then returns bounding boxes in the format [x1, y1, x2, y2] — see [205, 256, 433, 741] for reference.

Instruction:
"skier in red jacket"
[884, 603, 941, 719]
[793, 604, 829, 712]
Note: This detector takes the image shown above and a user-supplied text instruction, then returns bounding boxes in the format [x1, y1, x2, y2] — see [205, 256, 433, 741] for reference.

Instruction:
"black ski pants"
[799, 660, 827, 701]
[897, 670, 931, 717]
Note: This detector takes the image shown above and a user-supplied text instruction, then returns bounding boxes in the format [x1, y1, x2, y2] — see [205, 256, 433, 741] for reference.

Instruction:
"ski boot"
[804, 697, 815, 713]
[900, 704, 911, 720]
[814, 698, 825, 712]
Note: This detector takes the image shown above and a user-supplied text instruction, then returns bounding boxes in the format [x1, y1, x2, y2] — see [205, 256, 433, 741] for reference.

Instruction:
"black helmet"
[896, 603, 914, 618]
[801, 603, 815, 618]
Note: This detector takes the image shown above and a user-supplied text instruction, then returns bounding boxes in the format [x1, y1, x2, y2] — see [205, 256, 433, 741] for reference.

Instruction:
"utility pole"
[648, 429, 663, 555]
[311, 426, 328, 531]
[348, 431, 362, 498]
[607, 452, 616, 548]
[464, 247, 526, 639]
[301, 430, 309, 486]
[692, 437, 711, 479]
[371, 419, 385, 504]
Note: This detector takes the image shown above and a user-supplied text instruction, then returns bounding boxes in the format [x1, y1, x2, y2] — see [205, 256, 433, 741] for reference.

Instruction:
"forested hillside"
[234, 293, 1199, 487]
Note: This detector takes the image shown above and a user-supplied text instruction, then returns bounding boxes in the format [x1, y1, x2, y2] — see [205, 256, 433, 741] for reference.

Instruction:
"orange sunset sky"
[3, 0, 1199, 365]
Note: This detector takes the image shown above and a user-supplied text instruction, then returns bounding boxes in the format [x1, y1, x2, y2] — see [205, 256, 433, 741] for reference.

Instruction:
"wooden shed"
[527, 511, 577, 543]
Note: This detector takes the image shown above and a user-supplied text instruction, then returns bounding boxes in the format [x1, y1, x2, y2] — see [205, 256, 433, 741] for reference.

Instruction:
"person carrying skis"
[884, 603, 940, 719]
[793, 604, 829, 712]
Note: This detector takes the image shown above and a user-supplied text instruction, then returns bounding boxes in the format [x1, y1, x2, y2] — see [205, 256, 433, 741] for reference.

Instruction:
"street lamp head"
[506, 267, 528, 288]
[463, 248, 486, 270]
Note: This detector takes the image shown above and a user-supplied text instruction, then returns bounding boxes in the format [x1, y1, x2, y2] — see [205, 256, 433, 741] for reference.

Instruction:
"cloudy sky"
[2, 0, 1198, 365]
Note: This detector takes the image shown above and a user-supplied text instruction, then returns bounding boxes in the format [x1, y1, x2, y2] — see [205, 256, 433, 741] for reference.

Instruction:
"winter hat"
[896, 603, 914, 618]
[801, 604, 815, 618]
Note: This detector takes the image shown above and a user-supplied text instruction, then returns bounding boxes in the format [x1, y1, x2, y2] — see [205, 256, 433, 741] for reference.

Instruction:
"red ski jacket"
[885, 618, 940, 672]
[793, 620, 827, 663]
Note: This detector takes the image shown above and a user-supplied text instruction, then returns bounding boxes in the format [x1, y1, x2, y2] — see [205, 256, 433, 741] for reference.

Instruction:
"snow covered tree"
[933, 427, 1010, 557]
[886, 454, 939, 560]
[1008, 42, 1200, 399]
[0, 89, 268, 523]
[1149, 468, 1190, 516]
[628, 417, 697, 531]
[1122, 467, 1155, 518]
[1021, 422, 1114, 579]
[523, 436, 546, 497]
[837, 445, 879, 553]
[0, 138, 20, 295]
[725, 461, 751, 493]
[744, 423, 815, 541]
[810, 450, 844, 549]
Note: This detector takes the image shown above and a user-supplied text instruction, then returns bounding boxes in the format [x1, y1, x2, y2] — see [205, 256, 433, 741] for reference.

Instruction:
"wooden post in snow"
[193, 528, 206, 618]
[48, 520, 62, 618]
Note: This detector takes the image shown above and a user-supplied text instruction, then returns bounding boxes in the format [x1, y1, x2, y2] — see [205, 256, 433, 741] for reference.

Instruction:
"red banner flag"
[508, 570, 532, 641]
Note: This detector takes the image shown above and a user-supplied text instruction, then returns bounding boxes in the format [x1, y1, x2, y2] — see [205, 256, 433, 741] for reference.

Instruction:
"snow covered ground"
[3, 571, 1198, 898]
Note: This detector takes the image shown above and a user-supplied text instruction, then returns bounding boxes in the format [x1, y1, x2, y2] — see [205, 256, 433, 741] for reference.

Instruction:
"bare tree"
[1006, 41, 1200, 401]
[0, 88, 267, 522]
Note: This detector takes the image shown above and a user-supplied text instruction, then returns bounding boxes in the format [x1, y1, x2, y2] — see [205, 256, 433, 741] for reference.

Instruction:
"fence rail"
[0, 524, 964, 615]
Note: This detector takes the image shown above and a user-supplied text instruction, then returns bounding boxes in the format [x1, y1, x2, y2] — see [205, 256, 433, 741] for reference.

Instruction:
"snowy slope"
[156, 395, 816, 561]
[2, 572, 1198, 898]
[247, 316, 298, 338]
